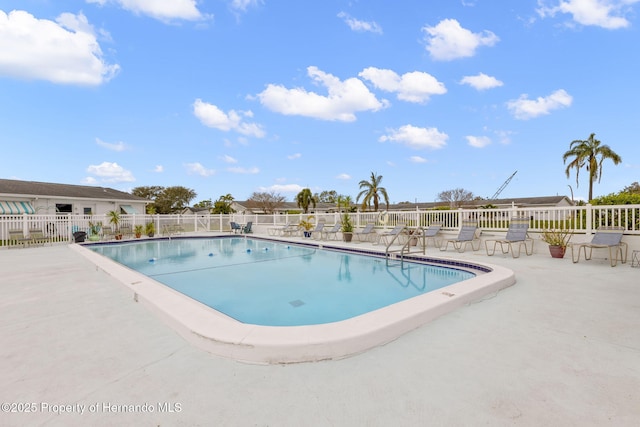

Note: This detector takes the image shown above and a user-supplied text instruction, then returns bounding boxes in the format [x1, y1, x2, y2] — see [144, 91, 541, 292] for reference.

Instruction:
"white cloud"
[96, 137, 128, 151]
[258, 184, 304, 193]
[409, 156, 428, 163]
[422, 19, 499, 61]
[336, 173, 351, 180]
[227, 166, 259, 174]
[0, 10, 119, 85]
[229, 0, 262, 13]
[257, 66, 388, 122]
[153, 165, 164, 173]
[359, 67, 447, 103]
[337, 12, 383, 34]
[86, 161, 135, 182]
[494, 130, 514, 145]
[185, 162, 215, 177]
[82, 176, 98, 184]
[537, 0, 640, 29]
[466, 135, 492, 148]
[220, 155, 238, 164]
[460, 73, 504, 91]
[507, 89, 573, 120]
[193, 99, 265, 138]
[87, 0, 208, 22]
[379, 125, 448, 150]
[287, 153, 302, 160]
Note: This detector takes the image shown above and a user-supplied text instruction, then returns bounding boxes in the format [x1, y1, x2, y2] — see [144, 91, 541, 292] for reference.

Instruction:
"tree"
[562, 133, 622, 202]
[622, 182, 640, 194]
[154, 186, 197, 213]
[212, 194, 236, 214]
[336, 195, 353, 212]
[246, 191, 286, 214]
[437, 188, 475, 208]
[131, 186, 164, 201]
[315, 190, 338, 203]
[193, 199, 213, 209]
[356, 172, 389, 212]
[295, 188, 317, 213]
[132, 186, 165, 214]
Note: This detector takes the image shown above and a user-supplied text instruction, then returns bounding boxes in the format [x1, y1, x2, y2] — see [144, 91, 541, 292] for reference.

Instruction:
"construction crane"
[489, 171, 517, 200]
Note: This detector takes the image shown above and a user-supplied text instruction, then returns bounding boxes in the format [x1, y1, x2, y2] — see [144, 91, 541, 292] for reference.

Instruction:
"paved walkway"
[1, 238, 639, 426]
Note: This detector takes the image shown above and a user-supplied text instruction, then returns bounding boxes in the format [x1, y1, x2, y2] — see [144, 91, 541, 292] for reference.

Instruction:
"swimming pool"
[89, 237, 475, 326]
[73, 236, 515, 364]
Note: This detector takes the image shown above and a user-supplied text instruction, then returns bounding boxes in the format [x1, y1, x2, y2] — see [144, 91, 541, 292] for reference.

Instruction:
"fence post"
[585, 203, 593, 236]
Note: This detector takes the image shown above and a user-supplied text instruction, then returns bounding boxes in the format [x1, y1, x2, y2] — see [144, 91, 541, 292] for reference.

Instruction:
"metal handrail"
[385, 225, 426, 265]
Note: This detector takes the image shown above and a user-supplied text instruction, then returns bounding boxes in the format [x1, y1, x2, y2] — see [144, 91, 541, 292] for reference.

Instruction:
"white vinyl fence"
[1, 204, 639, 249]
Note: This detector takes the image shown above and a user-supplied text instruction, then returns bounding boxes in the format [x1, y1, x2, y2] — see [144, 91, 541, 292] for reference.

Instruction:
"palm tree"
[356, 172, 389, 212]
[562, 133, 622, 201]
[295, 188, 317, 213]
[336, 195, 353, 212]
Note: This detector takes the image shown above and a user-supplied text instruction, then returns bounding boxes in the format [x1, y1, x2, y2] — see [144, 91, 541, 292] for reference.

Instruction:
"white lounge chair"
[377, 224, 406, 246]
[321, 223, 341, 240]
[268, 223, 291, 236]
[354, 223, 376, 242]
[440, 221, 481, 252]
[570, 226, 627, 267]
[485, 218, 533, 258]
[423, 222, 443, 248]
[305, 222, 324, 239]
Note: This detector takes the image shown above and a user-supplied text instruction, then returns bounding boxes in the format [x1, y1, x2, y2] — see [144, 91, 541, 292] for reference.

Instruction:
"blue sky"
[1, 0, 639, 204]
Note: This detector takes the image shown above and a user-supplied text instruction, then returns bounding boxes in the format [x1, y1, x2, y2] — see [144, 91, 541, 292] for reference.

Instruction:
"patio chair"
[119, 225, 132, 239]
[101, 226, 115, 240]
[485, 218, 534, 258]
[242, 221, 253, 234]
[268, 223, 290, 236]
[29, 229, 50, 246]
[440, 221, 481, 253]
[570, 226, 628, 267]
[8, 229, 30, 248]
[354, 223, 376, 243]
[423, 222, 443, 248]
[230, 222, 242, 234]
[282, 224, 302, 237]
[377, 224, 406, 246]
[307, 222, 325, 239]
[320, 223, 341, 240]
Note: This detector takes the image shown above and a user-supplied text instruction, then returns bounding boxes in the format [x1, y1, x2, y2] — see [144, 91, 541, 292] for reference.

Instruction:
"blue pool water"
[90, 237, 475, 326]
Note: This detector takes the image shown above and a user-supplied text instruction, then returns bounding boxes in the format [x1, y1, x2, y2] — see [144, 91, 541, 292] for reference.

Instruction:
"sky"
[1, 0, 639, 205]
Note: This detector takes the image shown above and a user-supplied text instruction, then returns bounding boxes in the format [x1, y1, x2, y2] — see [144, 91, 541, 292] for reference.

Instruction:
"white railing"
[2, 204, 639, 248]
[231, 204, 640, 234]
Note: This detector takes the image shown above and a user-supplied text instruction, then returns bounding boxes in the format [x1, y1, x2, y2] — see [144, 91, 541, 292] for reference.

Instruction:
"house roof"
[0, 179, 148, 202]
[232, 196, 573, 213]
[390, 195, 573, 210]
[234, 201, 338, 212]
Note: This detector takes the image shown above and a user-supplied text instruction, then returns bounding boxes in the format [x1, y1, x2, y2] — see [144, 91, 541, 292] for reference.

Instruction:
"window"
[55, 204, 72, 213]
[83, 207, 92, 215]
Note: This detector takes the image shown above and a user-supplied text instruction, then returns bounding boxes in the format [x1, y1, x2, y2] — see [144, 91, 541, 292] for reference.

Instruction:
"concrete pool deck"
[1, 235, 639, 426]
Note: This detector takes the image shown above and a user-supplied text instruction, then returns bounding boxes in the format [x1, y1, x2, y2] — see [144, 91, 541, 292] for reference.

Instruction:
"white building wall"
[31, 198, 145, 215]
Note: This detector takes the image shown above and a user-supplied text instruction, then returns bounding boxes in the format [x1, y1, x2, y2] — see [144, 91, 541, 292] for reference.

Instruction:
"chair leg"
[511, 243, 521, 259]
[485, 241, 496, 256]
